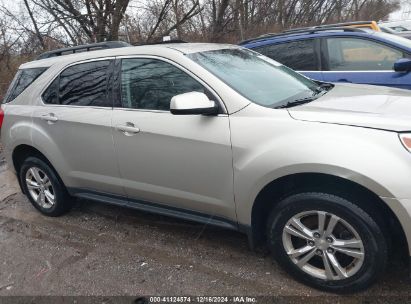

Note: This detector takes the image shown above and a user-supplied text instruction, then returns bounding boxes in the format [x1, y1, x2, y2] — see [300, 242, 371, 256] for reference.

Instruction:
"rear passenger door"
[321, 37, 411, 89]
[31, 59, 125, 196]
[254, 39, 324, 81]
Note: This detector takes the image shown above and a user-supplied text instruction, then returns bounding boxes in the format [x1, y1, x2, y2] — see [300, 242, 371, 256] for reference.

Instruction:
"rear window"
[42, 60, 112, 107]
[2, 68, 47, 103]
[59, 60, 111, 106]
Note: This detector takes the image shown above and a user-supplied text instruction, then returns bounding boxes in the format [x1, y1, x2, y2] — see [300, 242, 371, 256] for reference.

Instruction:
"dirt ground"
[0, 144, 411, 302]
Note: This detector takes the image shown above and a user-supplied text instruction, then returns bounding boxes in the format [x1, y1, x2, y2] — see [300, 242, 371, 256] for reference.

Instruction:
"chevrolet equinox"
[2, 42, 411, 293]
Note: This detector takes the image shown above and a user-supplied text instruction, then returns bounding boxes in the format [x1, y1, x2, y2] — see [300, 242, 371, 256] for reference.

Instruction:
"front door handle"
[41, 113, 58, 123]
[337, 79, 352, 83]
[116, 122, 140, 135]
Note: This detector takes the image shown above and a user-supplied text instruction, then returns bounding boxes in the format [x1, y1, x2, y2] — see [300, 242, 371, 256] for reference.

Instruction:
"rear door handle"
[116, 122, 140, 135]
[41, 113, 58, 123]
[337, 79, 352, 83]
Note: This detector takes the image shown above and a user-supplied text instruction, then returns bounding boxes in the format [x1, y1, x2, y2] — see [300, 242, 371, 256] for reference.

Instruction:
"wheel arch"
[12, 144, 62, 194]
[249, 172, 409, 258]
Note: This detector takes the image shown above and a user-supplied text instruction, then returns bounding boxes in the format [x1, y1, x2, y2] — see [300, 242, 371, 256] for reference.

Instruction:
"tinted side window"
[326, 38, 403, 71]
[59, 60, 111, 106]
[255, 40, 318, 71]
[121, 58, 206, 110]
[42, 77, 59, 104]
[3, 68, 47, 103]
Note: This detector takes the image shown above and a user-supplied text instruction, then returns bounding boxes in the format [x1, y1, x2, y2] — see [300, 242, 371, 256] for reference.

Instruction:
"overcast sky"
[390, 0, 411, 20]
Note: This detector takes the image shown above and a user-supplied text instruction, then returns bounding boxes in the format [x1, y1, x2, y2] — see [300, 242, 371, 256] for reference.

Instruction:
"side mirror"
[394, 58, 411, 72]
[170, 92, 218, 115]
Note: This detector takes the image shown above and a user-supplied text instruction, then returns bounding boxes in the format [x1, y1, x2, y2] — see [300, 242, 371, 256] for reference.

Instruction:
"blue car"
[240, 27, 411, 90]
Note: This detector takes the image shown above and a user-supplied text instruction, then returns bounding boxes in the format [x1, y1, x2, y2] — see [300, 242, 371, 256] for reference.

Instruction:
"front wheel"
[267, 192, 387, 293]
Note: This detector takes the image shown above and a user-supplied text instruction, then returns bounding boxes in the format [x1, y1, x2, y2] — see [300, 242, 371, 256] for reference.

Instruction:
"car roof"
[21, 43, 239, 69]
[241, 30, 411, 52]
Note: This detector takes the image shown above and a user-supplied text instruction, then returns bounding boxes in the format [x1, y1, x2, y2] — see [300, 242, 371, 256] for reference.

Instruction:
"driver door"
[111, 57, 236, 221]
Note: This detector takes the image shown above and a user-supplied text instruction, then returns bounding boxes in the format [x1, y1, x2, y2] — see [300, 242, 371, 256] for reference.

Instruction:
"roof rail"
[133, 39, 188, 46]
[239, 27, 364, 45]
[284, 21, 375, 32]
[36, 41, 131, 60]
[284, 21, 375, 33]
[284, 26, 364, 34]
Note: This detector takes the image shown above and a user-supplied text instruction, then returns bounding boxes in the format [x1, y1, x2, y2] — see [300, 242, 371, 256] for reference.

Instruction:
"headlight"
[399, 133, 411, 152]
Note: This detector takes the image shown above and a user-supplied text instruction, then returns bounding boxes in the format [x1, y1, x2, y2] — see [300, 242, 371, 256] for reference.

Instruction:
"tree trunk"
[23, 0, 46, 49]
[211, 0, 230, 42]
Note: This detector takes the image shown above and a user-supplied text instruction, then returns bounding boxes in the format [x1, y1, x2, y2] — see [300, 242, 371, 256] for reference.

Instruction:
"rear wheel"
[20, 157, 73, 216]
[267, 192, 387, 293]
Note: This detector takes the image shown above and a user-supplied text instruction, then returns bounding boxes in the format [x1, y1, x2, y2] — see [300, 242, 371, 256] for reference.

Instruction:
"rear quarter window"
[2, 68, 47, 104]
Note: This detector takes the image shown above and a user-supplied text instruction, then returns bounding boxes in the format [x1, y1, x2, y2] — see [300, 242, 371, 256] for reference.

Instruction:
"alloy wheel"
[282, 210, 365, 281]
[25, 167, 55, 209]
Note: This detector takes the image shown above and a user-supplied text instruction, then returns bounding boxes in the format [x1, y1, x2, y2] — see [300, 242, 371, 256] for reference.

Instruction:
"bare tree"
[33, 0, 131, 43]
[210, 0, 230, 42]
[144, 0, 201, 42]
[23, 0, 45, 49]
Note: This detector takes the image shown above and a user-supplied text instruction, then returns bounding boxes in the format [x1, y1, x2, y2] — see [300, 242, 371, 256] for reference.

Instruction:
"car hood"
[288, 83, 411, 132]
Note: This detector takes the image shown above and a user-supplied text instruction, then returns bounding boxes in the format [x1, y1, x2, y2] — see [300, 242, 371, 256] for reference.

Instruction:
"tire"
[20, 156, 73, 216]
[266, 192, 388, 293]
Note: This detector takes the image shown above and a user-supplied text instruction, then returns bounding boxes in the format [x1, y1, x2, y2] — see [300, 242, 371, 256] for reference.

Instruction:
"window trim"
[40, 57, 115, 109]
[113, 55, 227, 114]
[254, 38, 321, 71]
[314, 38, 323, 70]
[321, 36, 409, 72]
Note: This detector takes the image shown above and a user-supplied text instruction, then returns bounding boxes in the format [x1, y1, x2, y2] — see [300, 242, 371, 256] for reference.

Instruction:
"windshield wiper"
[275, 83, 334, 109]
[275, 97, 315, 109]
[313, 83, 334, 95]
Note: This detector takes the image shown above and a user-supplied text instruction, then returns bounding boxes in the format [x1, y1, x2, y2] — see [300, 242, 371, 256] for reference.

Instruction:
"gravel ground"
[0, 145, 410, 302]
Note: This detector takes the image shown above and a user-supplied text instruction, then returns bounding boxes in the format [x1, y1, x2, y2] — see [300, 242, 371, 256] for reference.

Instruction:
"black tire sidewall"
[20, 157, 71, 216]
[267, 192, 387, 293]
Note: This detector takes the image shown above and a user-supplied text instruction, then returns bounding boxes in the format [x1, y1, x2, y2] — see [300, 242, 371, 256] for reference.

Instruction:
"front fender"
[230, 108, 411, 228]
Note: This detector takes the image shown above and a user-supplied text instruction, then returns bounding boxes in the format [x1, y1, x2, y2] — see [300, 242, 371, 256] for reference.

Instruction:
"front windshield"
[187, 48, 327, 108]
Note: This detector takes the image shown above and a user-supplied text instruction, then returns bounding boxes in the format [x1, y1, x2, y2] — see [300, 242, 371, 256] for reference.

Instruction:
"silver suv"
[2, 42, 411, 293]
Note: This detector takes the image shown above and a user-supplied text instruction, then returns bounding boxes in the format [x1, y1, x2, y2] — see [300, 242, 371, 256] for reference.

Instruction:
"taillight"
[0, 108, 4, 129]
